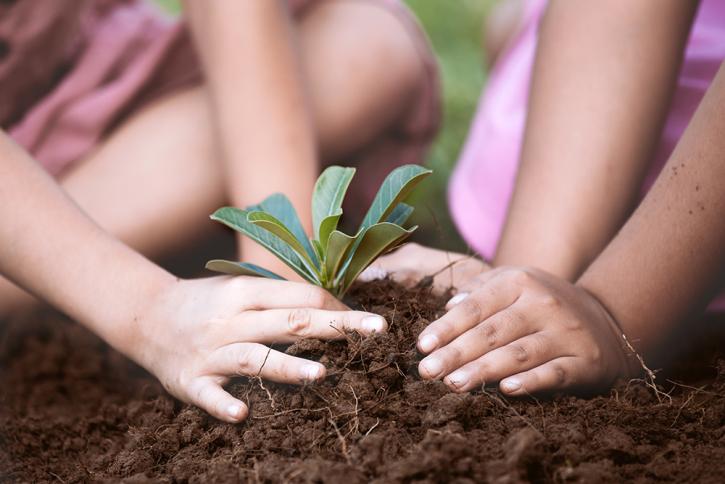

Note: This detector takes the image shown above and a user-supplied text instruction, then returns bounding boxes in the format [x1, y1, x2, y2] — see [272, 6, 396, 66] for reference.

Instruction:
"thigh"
[60, 87, 225, 258]
[0, 88, 223, 317]
[60, 1, 424, 252]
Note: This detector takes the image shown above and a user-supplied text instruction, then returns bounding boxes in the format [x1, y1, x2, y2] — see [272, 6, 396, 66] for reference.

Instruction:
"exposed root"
[621, 333, 672, 405]
[484, 387, 543, 436]
[363, 418, 381, 438]
[328, 412, 351, 464]
[246, 347, 277, 410]
[349, 384, 360, 435]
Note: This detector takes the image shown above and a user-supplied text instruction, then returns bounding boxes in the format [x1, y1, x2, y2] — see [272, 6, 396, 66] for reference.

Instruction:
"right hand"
[416, 266, 633, 395]
[360, 243, 490, 293]
[122, 276, 387, 423]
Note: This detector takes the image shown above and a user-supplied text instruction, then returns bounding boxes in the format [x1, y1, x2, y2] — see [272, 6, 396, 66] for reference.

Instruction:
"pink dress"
[0, 0, 440, 209]
[449, 0, 725, 312]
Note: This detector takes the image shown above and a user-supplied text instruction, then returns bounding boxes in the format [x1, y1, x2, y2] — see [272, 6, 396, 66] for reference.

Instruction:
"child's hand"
[125, 276, 387, 423]
[360, 243, 490, 293]
[416, 267, 633, 395]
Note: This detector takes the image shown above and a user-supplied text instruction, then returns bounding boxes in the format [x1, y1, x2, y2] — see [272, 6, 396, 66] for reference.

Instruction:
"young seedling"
[206, 164, 432, 298]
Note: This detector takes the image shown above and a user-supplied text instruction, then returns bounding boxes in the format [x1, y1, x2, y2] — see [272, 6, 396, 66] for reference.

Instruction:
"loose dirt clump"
[1, 280, 725, 483]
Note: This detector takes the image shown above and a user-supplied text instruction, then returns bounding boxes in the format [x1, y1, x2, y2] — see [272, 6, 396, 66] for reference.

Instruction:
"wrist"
[98, 262, 178, 360]
[575, 282, 643, 380]
[493, 239, 584, 281]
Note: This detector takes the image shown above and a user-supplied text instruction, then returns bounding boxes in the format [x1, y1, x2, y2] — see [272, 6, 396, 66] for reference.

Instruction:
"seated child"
[0, 0, 439, 421]
[0, 0, 440, 313]
[366, 0, 725, 395]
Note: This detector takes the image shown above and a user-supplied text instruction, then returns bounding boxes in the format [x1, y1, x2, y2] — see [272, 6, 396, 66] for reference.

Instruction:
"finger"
[239, 278, 347, 311]
[417, 306, 532, 380]
[445, 292, 469, 310]
[440, 333, 565, 392]
[358, 265, 388, 282]
[445, 269, 501, 309]
[417, 273, 519, 354]
[208, 342, 327, 384]
[230, 308, 387, 343]
[187, 377, 249, 423]
[360, 265, 422, 288]
[451, 267, 506, 301]
[499, 357, 582, 396]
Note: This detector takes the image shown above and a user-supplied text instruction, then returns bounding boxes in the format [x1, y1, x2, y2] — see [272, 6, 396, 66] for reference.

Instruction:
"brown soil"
[1, 280, 725, 483]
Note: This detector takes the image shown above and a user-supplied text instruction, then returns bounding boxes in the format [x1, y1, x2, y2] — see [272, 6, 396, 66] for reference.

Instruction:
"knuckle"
[442, 345, 463, 365]
[563, 316, 583, 331]
[432, 320, 454, 340]
[288, 308, 313, 336]
[332, 313, 351, 332]
[275, 358, 293, 380]
[176, 369, 194, 391]
[588, 346, 603, 366]
[304, 287, 330, 309]
[510, 343, 529, 363]
[473, 359, 492, 382]
[235, 346, 257, 374]
[552, 364, 567, 385]
[477, 323, 497, 348]
[509, 269, 533, 287]
[458, 298, 483, 321]
[227, 276, 247, 292]
[193, 382, 209, 404]
[471, 273, 485, 286]
[539, 294, 561, 309]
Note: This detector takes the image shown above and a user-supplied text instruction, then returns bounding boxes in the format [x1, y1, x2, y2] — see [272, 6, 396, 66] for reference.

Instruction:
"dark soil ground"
[1, 280, 724, 483]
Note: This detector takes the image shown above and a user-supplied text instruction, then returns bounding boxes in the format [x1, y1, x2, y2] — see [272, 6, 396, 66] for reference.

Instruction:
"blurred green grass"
[155, 0, 491, 250]
[403, 0, 491, 250]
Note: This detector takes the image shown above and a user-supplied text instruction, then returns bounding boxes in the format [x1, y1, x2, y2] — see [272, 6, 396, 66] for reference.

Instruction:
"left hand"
[359, 243, 490, 294]
[416, 266, 633, 395]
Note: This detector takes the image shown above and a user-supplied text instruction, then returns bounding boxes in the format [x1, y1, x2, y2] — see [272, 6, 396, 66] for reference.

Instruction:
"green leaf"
[317, 211, 343, 250]
[312, 166, 355, 243]
[253, 193, 318, 266]
[247, 211, 320, 280]
[210, 207, 316, 283]
[339, 222, 417, 295]
[312, 239, 325, 263]
[385, 203, 414, 226]
[359, 165, 432, 231]
[324, 230, 357, 286]
[205, 260, 285, 280]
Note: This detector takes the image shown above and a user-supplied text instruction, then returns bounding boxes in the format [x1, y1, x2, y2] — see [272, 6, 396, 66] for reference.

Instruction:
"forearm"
[578, 63, 725, 358]
[184, 1, 317, 232]
[0, 133, 174, 350]
[495, 0, 699, 279]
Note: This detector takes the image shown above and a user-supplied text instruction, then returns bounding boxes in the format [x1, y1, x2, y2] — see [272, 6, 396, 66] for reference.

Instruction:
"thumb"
[188, 377, 249, 423]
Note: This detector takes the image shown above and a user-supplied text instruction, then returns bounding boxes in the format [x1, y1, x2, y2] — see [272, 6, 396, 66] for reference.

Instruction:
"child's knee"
[297, 1, 426, 157]
[299, 0, 423, 96]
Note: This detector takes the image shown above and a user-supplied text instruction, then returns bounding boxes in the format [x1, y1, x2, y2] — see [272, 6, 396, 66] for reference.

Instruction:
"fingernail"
[359, 266, 387, 282]
[227, 404, 243, 420]
[446, 292, 469, 308]
[420, 357, 443, 379]
[446, 371, 469, 390]
[418, 333, 439, 353]
[501, 378, 521, 393]
[362, 315, 386, 333]
[301, 363, 323, 381]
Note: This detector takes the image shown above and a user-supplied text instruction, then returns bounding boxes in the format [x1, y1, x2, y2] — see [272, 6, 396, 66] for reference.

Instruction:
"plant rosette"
[206, 164, 432, 298]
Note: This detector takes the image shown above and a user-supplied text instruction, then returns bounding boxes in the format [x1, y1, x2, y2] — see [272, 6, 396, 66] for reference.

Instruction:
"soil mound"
[1, 281, 724, 482]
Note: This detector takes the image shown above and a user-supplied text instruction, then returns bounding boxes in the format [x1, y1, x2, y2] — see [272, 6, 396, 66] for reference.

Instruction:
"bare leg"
[0, 0, 426, 317]
[0, 88, 224, 316]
